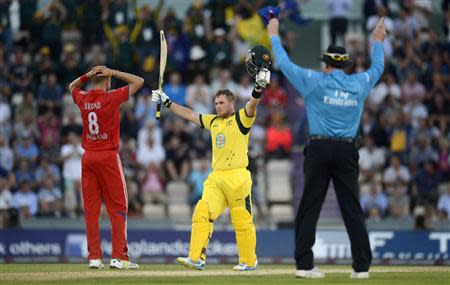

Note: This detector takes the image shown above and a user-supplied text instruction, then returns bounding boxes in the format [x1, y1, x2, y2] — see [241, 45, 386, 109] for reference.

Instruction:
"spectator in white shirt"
[369, 73, 401, 108]
[383, 156, 411, 195]
[60, 132, 84, 218]
[0, 175, 12, 210]
[137, 135, 165, 168]
[186, 74, 212, 114]
[437, 186, 450, 220]
[137, 121, 162, 151]
[210, 68, 237, 94]
[235, 73, 253, 108]
[359, 135, 386, 183]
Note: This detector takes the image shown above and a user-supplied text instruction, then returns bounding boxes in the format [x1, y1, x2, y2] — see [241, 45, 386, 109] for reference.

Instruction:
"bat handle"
[156, 103, 161, 120]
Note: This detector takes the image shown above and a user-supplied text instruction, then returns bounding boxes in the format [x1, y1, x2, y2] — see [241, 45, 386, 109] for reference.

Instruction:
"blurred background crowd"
[0, 0, 448, 230]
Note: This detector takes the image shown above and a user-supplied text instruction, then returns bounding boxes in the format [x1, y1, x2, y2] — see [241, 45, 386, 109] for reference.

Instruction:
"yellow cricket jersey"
[199, 108, 255, 171]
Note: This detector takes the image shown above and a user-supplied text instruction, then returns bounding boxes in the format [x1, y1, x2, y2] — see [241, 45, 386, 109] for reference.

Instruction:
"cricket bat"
[156, 30, 167, 120]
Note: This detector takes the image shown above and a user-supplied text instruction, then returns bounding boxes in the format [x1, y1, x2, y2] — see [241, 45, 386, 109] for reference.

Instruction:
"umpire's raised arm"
[268, 18, 320, 98]
[364, 17, 386, 88]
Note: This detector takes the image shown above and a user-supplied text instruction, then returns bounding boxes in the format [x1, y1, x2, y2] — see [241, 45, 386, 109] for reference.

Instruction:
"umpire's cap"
[246, 45, 272, 77]
[320, 45, 352, 69]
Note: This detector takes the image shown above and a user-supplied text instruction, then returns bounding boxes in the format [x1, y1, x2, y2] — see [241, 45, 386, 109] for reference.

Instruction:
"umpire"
[268, 18, 386, 279]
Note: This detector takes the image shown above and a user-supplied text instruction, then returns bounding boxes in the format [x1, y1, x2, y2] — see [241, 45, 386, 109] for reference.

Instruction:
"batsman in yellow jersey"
[151, 45, 272, 271]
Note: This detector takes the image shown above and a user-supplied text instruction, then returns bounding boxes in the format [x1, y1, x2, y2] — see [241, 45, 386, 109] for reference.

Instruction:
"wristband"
[163, 99, 173, 108]
[80, 74, 89, 83]
[252, 89, 262, 99]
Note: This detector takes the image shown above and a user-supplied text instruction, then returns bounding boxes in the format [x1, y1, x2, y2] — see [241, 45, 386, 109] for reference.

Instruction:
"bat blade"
[156, 30, 167, 120]
[159, 30, 167, 90]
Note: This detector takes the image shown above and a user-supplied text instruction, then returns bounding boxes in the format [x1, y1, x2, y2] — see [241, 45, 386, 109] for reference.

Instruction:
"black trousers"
[294, 139, 372, 272]
[330, 17, 348, 45]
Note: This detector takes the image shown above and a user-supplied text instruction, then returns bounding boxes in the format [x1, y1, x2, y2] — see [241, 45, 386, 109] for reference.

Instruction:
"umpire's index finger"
[377, 17, 385, 28]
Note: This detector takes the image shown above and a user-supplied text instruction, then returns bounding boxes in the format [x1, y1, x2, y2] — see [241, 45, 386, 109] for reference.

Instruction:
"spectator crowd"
[0, 0, 448, 229]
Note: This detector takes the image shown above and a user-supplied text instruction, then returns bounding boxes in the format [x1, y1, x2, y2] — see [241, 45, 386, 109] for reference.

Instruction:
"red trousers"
[81, 150, 129, 260]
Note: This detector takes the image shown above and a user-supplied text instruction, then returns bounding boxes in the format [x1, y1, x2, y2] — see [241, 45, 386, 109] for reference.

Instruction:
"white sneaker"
[350, 270, 369, 279]
[89, 259, 104, 269]
[233, 260, 258, 271]
[109, 258, 139, 269]
[295, 267, 325, 278]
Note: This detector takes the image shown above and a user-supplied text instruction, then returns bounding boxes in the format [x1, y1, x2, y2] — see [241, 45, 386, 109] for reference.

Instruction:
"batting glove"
[152, 89, 173, 108]
[255, 68, 271, 89]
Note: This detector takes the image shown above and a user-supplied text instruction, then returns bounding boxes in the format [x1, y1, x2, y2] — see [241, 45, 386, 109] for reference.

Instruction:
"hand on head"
[90, 65, 114, 77]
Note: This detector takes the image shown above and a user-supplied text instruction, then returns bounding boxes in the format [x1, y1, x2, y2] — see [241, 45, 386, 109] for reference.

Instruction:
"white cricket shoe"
[177, 257, 205, 270]
[233, 260, 258, 271]
[295, 267, 325, 278]
[109, 258, 139, 269]
[89, 259, 104, 269]
[350, 270, 369, 279]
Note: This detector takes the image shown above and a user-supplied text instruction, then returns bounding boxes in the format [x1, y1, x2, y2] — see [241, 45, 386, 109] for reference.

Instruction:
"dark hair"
[215, 89, 235, 102]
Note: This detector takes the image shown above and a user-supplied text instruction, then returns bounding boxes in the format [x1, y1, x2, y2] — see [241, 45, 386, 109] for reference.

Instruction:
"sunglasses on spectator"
[323, 52, 350, 61]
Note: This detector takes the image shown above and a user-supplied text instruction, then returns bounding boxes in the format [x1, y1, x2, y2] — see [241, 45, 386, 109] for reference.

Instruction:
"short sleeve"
[237, 108, 255, 129]
[199, 114, 218, 130]
[109, 85, 130, 105]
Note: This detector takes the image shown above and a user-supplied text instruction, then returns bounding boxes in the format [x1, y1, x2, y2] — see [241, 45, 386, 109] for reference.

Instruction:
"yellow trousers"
[188, 168, 257, 266]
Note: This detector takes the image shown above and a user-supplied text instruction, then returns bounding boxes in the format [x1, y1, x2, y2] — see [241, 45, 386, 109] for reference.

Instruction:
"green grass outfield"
[1, 264, 449, 285]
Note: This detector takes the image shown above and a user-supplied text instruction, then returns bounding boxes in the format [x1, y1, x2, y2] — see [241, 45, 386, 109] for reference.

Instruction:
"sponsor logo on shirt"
[216, 133, 225, 148]
[323, 90, 357, 107]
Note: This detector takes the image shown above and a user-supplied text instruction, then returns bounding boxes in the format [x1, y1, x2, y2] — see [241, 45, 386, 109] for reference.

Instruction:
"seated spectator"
[37, 73, 64, 105]
[388, 183, 410, 220]
[15, 159, 36, 186]
[126, 179, 142, 217]
[35, 157, 61, 184]
[165, 136, 190, 181]
[360, 182, 388, 217]
[186, 74, 212, 114]
[409, 134, 438, 172]
[12, 180, 38, 219]
[437, 186, 450, 220]
[0, 173, 14, 228]
[265, 111, 292, 159]
[383, 156, 411, 195]
[163, 71, 186, 106]
[0, 97, 11, 140]
[60, 111, 82, 143]
[210, 68, 237, 94]
[261, 73, 287, 109]
[368, 73, 401, 109]
[134, 89, 157, 128]
[13, 111, 40, 142]
[119, 138, 139, 178]
[38, 175, 63, 217]
[0, 135, 14, 172]
[60, 132, 83, 218]
[138, 120, 163, 149]
[235, 74, 253, 108]
[15, 90, 38, 119]
[208, 28, 232, 66]
[141, 163, 166, 205]
[401, 72, 426, 101]
[187, 159, 211, 207]
[437, 137, 450, 181]
[120, 102, 139, 140]
[412, 160, 442, 205]
[359, 135, 386, 183]
[15, 131, 39, 164]
[137, 135, 165, 168]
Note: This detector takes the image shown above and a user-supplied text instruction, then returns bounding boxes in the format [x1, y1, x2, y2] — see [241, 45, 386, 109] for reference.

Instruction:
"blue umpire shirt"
[270, 35, 384, 139]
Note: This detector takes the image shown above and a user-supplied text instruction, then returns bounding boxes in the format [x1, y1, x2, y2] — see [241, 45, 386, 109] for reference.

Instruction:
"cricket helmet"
[246, 45, 272, 77]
